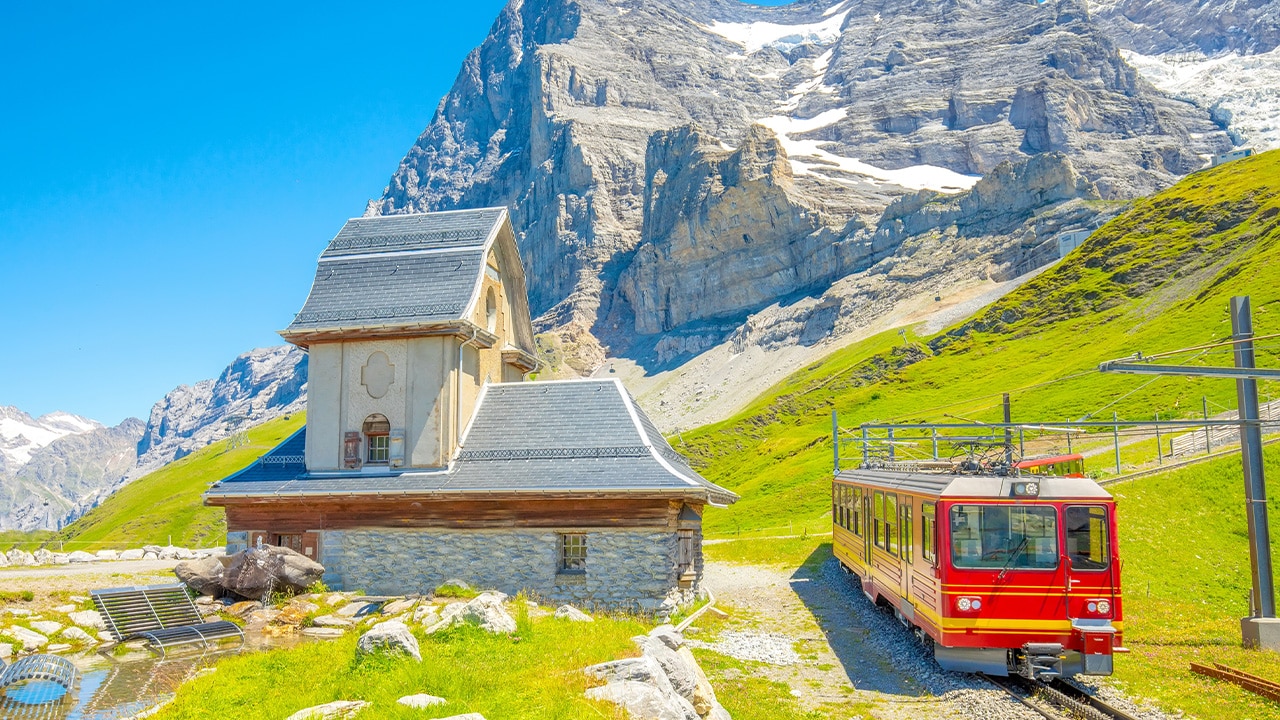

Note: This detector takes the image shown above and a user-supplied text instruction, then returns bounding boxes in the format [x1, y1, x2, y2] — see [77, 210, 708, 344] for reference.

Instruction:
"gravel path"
[700, 555, 1179, 720]
[0, 559, 182, 579]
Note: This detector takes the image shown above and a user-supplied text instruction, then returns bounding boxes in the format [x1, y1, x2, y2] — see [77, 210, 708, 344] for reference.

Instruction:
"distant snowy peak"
[0, 407, 104, 468]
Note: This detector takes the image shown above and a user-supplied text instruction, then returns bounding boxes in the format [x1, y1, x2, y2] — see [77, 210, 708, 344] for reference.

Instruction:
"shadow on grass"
[785, 542, 928, 696]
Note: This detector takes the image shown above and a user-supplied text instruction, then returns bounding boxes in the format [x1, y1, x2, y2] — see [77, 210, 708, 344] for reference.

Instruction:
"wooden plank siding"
[223, 497, 698, 532]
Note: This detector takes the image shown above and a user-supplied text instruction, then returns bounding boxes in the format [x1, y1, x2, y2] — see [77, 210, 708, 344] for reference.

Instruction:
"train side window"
[885, 493, 898, 556]
[901, 503, 913, 563]
[1066, 506, 1110, 570]
[842, 487, 850, 530]
[874, 491, 885, 549]
[853, 487, 863, 536]
[922, 503, 937, 564]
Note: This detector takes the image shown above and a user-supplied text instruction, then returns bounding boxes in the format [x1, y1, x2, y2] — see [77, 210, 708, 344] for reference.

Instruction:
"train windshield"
[950, 505, 1059, 570]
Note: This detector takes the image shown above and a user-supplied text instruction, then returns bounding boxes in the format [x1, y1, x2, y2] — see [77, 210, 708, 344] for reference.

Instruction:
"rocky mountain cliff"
[131, 345, 308, 479]
[0, 409, 143, 531]
[366, 0, 1247, 429]
[0, 346, 308, 531]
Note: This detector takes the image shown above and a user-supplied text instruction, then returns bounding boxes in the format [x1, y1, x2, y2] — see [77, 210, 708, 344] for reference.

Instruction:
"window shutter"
[344, 431, 362, 469]
[389, 430, 405, 468]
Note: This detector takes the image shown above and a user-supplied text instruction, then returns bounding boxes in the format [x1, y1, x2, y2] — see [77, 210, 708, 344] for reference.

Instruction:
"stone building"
[205, 208, 736, 611]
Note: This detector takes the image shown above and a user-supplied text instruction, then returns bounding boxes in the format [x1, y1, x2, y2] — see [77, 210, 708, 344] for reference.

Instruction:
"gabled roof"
[206, 379, 738, 507]
[281, 208, 534, 351]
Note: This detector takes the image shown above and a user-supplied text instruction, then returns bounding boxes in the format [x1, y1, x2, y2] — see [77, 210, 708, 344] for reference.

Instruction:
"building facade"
[205, 209, 736, 612]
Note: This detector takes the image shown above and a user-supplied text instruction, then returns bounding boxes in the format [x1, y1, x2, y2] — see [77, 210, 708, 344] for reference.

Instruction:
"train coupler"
[1018, 643, 1065, 680]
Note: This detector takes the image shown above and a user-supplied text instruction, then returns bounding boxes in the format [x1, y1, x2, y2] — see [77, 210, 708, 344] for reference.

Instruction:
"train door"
[863, 492, 874, 566]
[899, 499, 913, 601]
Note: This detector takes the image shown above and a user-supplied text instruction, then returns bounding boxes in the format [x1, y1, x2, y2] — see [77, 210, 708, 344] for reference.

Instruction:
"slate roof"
[284, 208, 508, 333]
[208, 379, 738, 507]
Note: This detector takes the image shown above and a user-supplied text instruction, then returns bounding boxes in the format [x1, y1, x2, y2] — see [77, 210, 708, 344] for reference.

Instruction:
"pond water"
[1, 636, 307, 720]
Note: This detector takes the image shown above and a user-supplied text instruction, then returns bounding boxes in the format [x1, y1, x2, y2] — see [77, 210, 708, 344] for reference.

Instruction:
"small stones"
[284, 700, 369, 720]
[300, 627, 345, 639]
[429, 593, 516, 634]
[53, 604, 76, 614]
[554, 605, 594, 622]
[382, 598, 416, 615]
[5, 626, 49, 650]
[437, 715, 486, 720]
[69, 609, 106, 629]
[684, 631, 800, 666]
[312, 615, 354, 628]
[337, 602, 377, 618]
[30, 620, 63, 635]
[60, 626, 96, 644]
[46, 643, 72, 653]
[356, 620, 421, 661]
[226, 601, 261, 617]
[397, 694, 447, 708]
[412, 604, 440, 625]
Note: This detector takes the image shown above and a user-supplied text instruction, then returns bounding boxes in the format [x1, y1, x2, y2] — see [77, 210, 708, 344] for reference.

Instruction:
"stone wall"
[317, 527, 702, 613]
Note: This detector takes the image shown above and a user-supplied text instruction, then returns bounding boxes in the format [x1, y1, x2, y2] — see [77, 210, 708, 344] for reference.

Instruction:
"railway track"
[981, 673, 1144, 720]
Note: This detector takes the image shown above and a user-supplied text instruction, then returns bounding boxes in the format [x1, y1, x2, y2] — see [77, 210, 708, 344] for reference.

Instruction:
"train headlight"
[956, 596, 982, 612]
[1012, 481, 1040, 496]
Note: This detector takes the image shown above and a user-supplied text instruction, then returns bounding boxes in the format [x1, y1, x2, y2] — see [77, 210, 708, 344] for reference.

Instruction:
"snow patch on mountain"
[705, 8, 851, 54]
[1123, 48, 1280, 150]
[0, 408, 103, 468]
[758, 110, 981, 193]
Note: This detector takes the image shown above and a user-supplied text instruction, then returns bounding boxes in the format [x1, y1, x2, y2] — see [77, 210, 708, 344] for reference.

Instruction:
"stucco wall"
[317, 527, 703, 613]
[306, 343, 344, 471]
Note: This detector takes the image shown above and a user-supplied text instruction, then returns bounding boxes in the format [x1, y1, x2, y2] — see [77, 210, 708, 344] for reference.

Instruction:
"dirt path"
[0, 559, 182, 579]
[698, 560, 967, 719]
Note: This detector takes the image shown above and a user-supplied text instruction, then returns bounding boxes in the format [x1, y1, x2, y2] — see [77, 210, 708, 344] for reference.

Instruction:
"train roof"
[1013, 453, 1084, 468]
[834, 468, 1113, 500]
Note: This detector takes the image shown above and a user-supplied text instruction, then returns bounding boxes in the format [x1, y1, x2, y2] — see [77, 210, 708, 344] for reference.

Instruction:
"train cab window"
[885, 494, 899, 556]
[1066, 506, 1110, 570]
[922, 503, 937, 564]
[874, 491, 885, 549]
[949, 504, 1058, 570]
[901, 503, 913, 563]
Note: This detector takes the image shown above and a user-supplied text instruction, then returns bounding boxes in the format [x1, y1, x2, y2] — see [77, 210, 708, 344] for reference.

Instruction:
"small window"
[363, 414, 391, 465]
[1066, 506, 1110, 570]
[885, 494, 899, 557]
[559, 533, 587, 573]
[485, 288, 498, 333]
[901, 503, 913, 563]
[922, 503, 937, 564]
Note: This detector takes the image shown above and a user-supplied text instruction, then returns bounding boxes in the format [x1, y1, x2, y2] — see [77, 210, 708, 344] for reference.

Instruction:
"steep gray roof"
[207, 379, 737, 507]
[285, 208, 507, 333]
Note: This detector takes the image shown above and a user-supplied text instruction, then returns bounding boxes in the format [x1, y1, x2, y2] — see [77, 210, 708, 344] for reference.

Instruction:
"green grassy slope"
[685, 150, 1280, 537]
[55, 413, 305, 549]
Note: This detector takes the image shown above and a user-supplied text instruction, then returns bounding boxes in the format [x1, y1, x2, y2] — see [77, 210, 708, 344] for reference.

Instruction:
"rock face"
[0, 407, 143, 531]
[371, 0, 1233, 388]
[132, 345, 308, 478]
[217, 545, 325, 599]
[1089, 0, 1280, 54]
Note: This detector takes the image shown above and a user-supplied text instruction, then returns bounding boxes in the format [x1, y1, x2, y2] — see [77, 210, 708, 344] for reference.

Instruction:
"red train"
[832, 464, 1123, 679]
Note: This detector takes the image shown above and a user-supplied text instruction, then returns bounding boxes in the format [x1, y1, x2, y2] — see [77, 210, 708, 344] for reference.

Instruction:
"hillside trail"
[699, 559, 969, 719]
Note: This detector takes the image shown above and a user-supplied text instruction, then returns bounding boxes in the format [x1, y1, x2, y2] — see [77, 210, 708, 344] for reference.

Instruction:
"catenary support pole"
[861, 427, 869, 466]
[931, 428, 938, 460]
[1155, 413, 1163, 465]
[1003, 394, 1013, 466]
[1233, 296, 1276, 621]
[1113, 412, 1122, 474]
[1066, 420, 1073, 454]
[1205, 396, 1213, 454]
[832, 411, 840, 473]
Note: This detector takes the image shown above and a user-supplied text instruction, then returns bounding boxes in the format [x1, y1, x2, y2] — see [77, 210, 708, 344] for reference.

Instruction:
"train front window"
[1066, 506, 1110, 570]
[950, 505, 1058, 570]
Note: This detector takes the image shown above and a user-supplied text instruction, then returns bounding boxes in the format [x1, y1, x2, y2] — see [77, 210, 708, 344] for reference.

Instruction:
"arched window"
[485, 288, 498, 333]
[363, 414, 390, 465]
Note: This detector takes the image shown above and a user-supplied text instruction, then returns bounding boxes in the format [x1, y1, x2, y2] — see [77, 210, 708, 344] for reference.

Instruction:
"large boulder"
[67, 550, 97, 563]
[33, 548, 55, 565]
[634, 635, 700, 705]
[585, 680, 699, 720]
[356, 620, 421, 662]
[5, 549, 36, 566]
[175, 555, 226, 596]
[220, 545, 325, 599]
[677, 646, 718, 716]
[119, 548, 145, 560]
[585, 655, 677, 697]
[431, 593, 516, 634]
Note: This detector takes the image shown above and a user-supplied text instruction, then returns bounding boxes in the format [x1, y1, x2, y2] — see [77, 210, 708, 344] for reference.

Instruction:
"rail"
[982, 674, 1143, 720]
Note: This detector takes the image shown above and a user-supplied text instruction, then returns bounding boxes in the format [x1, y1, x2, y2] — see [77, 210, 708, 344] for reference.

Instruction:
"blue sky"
[0, 0, 796, 426]
[0, 1, 510, 424]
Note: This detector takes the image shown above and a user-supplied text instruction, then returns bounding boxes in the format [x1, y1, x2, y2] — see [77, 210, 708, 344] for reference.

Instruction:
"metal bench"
[0, 653, 79, 713]
[91, 583, 244, 657]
